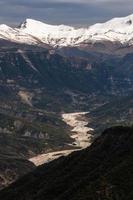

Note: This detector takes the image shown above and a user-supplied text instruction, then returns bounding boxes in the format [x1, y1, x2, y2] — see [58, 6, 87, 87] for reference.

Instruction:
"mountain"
[0, 14, 133, 192]
[0, 45, 133, 112]
[0, 126, 133, 200]
[1, 14, 133, 51]
[88, 93, 133, 133]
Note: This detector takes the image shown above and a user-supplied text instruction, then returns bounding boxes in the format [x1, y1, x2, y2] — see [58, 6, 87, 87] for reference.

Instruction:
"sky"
[0, 0, 133, 27]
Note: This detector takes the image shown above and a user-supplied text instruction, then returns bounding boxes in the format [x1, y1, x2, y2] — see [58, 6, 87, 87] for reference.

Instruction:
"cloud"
[0, 0, 133, 26]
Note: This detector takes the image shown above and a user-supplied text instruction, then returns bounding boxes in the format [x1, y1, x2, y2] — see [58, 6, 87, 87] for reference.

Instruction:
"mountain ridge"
[1, 14, 133, 47]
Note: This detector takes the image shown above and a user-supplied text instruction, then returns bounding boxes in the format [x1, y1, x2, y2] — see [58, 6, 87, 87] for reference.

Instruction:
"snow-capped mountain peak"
[20, 18, 74, 31]
[90, 14, 133, 32]
[1, 14, 133, 47]
[20, 18, 52, 30]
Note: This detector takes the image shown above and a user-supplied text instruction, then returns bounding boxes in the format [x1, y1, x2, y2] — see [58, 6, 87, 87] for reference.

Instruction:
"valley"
[0, 43, 132, 189]
[0, 12, 132, 199]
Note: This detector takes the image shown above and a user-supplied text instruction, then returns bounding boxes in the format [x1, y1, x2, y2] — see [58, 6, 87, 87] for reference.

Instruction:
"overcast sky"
[1, 0, 133, 27]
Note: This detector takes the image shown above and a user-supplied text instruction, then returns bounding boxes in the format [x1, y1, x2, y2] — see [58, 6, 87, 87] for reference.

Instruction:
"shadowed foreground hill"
[0, 157, 35, 190]
[0, 126, 133, 200]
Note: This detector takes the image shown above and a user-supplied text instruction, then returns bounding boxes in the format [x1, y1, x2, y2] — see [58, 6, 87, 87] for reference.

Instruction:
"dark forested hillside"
[1, 126, 133, 200]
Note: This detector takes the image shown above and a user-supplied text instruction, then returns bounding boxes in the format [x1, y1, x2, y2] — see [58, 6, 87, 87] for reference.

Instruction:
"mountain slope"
[0, 126, 133, 200]
[1, 14, 133, 48]
[0, 109, 73, 189]
[88, 93, 133, 133]
[0, 157, 35, 190]
[0, 43, 133, 112]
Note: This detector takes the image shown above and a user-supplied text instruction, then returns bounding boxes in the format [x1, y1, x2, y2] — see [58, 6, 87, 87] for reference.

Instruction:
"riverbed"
[29, 112, 94, 166]
[62, 112, 93, 148]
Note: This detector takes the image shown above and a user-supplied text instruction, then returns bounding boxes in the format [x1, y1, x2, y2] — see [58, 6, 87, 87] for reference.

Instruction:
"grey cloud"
[0, 0, 133, 26]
